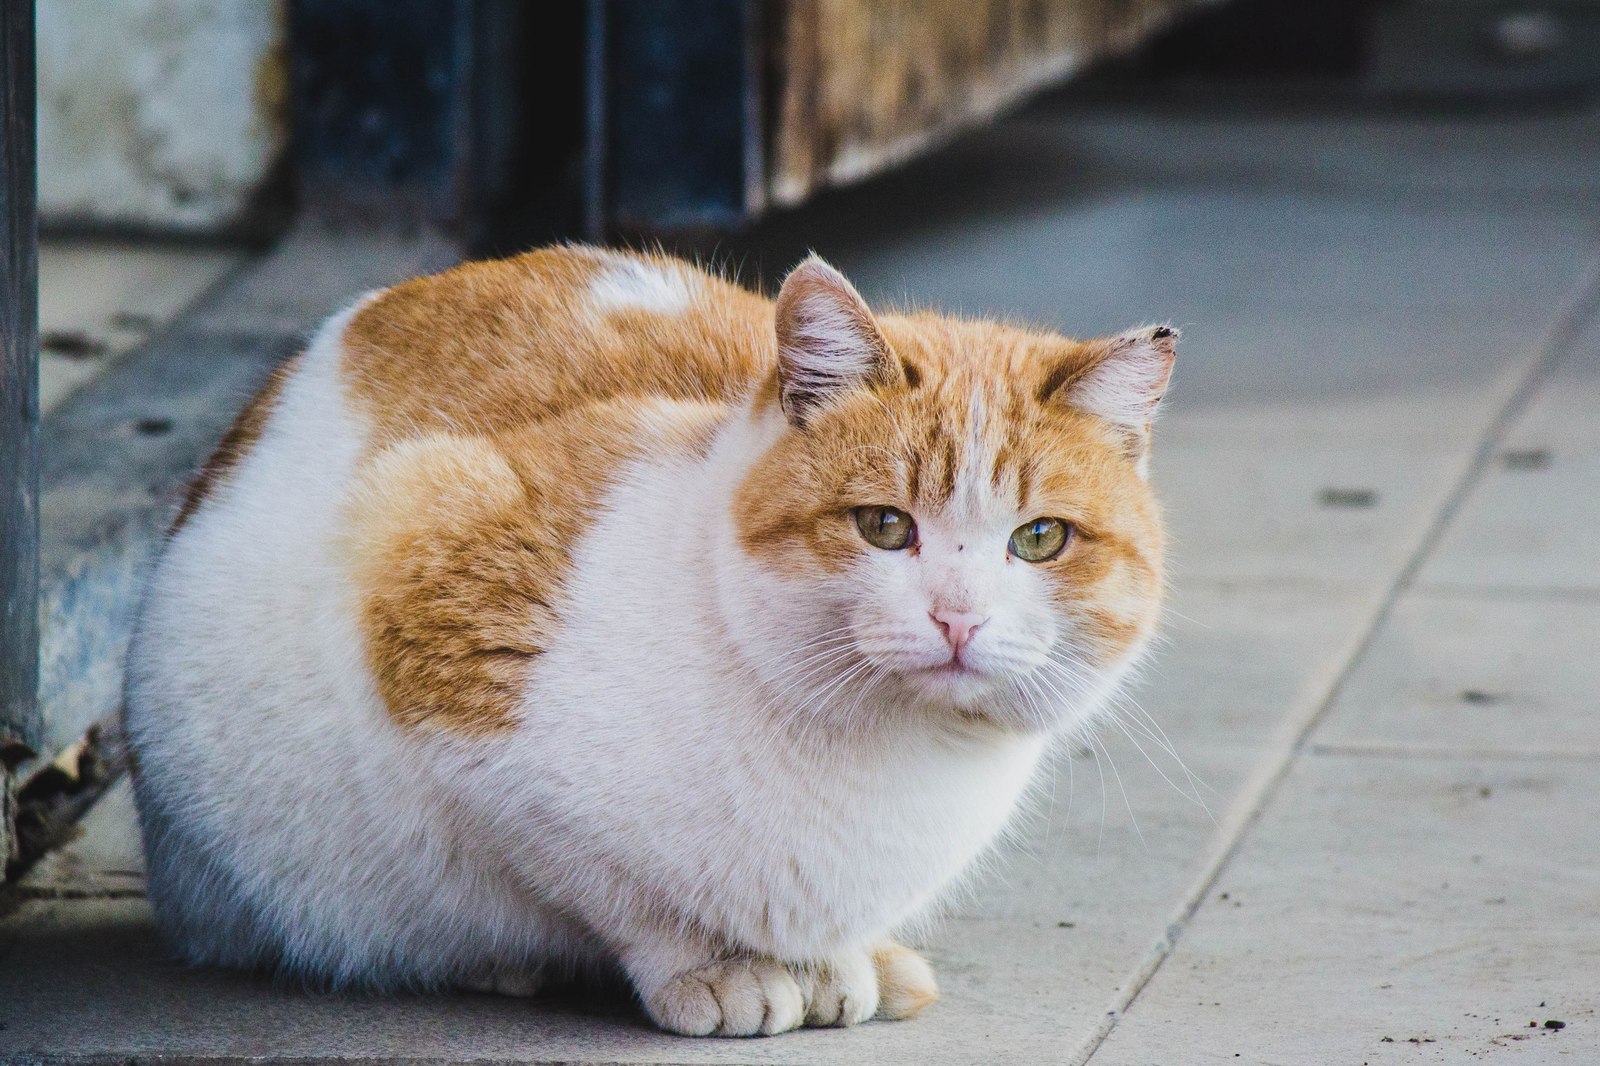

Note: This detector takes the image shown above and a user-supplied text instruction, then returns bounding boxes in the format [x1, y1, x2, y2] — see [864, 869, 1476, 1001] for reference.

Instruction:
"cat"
[123, 245, 1174, 1037]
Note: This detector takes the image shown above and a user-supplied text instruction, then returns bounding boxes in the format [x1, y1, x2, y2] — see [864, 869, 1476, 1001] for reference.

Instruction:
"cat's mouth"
[858, 638, 1005, 701]
[909, 657, 995, 697]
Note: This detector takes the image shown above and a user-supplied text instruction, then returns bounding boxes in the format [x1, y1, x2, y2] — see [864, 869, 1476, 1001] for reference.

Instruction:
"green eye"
[854, 506, 916, 550]
[1009, 517, 1071, 562]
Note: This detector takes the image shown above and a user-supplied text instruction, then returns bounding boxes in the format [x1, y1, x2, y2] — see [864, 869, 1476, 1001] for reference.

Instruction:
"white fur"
[127, 298, 590, 989]
[124, 297, 1147, 1031]
[779, 290, 877, 389]
[1067, 325, 1178, 429]
[587, 260, 692, 314]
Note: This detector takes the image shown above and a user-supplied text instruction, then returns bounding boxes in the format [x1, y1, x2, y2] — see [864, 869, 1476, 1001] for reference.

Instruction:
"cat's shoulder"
[344, 392, 728, 735]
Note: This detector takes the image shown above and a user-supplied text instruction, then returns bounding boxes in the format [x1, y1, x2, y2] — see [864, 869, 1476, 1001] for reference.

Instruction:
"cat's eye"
[854, 506, 916, 550]
[1009, 517, 1071, 562]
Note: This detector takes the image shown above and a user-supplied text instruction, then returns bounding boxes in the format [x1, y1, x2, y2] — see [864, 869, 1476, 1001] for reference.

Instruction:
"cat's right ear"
[774, 255, 894, 426]
[1044, 325, 1177, 478]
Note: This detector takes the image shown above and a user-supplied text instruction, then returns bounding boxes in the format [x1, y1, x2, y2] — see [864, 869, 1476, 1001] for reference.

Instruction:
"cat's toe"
[801, 949, 879, 1028]
[726, 959, 806, 1036]
[648, 969, 721, 1036]
[648, 959, 805, 1037]
[872, 940, 939, 1020]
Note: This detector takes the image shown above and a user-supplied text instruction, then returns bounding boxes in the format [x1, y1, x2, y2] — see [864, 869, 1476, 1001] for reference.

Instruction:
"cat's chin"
[887, 663, 1065, 734]
[896, 661, 1006, 711]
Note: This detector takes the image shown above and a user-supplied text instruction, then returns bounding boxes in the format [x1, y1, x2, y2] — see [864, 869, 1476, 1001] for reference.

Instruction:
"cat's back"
[341, 245, 775, 446]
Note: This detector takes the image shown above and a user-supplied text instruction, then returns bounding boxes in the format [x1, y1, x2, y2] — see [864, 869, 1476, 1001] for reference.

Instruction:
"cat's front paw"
[796, 941, 937, 1026]
[799, 949, 879, 1027]
[645, 958, 806, 1037]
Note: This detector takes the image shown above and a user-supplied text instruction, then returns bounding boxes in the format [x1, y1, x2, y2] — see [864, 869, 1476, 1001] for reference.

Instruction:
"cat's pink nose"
[931, 610, 987, 653]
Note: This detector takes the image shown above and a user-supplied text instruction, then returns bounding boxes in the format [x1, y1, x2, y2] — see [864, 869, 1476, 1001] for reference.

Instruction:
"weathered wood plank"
[1, 0, 39, 864]
[768, 0, 1212, 207]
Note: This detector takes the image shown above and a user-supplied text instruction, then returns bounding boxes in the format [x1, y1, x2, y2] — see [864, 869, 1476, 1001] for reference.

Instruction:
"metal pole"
[0, 0, 39, 862]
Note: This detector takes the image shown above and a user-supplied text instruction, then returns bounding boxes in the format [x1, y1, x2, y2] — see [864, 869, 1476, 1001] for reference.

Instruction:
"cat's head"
[730, 256, 1172, 735]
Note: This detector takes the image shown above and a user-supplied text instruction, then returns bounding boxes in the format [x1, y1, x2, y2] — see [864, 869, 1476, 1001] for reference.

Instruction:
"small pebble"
[132, 417, 174, 437]
[1318, 487, 1377, 508]
[1503, 448, 1551, 470]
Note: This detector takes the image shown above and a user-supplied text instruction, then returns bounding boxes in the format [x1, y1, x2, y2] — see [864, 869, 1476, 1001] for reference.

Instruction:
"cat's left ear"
[773, 255, 896, 426]
[1055, 325, 1178, 476]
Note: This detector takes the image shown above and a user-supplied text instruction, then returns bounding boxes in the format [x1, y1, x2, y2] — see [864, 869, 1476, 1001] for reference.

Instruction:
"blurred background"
[4, 1, 1600, 1061]
[26, 0, 1600, 244]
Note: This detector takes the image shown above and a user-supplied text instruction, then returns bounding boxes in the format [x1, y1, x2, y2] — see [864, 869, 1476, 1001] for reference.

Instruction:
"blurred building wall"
[31, 0, 1215, 241]
[37, 0, 286, 236]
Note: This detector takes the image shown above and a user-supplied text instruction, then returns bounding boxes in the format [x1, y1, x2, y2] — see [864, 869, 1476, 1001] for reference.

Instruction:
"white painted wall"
[37, 0, 287, 235]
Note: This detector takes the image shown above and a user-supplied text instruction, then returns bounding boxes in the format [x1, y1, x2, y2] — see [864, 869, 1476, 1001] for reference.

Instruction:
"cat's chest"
[773, 730, 1043, 868]
[716, 726, 1045, 951]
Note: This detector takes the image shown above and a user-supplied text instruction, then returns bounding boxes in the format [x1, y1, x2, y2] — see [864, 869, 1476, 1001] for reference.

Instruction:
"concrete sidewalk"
[38, 240, 241, 416]
[4, 99, 1599, 1063]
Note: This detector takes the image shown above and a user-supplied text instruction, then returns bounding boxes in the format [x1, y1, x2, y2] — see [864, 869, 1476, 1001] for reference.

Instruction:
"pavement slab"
[1419, 314, 1600, 595]
[38, 240, 242, 415]
[1017, 104, 1600, 204]
[1085, 753, 1600, 1064]
[1314, 591, 1600, 759]
[1079, 205, 1600, 1062]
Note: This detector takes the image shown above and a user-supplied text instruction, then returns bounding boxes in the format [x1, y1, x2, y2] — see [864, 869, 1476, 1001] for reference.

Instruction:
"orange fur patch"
[341, 247, 771, 445]
[344, 399, 725, 734]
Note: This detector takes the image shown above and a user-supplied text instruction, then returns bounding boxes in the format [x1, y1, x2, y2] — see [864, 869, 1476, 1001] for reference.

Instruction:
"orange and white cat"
[123, 246, 1173, 1037]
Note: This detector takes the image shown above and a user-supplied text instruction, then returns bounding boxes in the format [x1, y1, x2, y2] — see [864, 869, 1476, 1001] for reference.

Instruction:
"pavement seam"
[1306, 743, 1600, 762]
[1069, 249, 1600, 1066]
